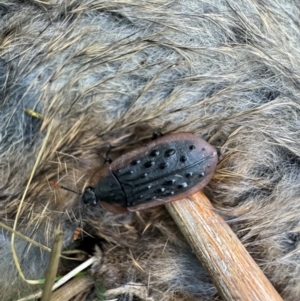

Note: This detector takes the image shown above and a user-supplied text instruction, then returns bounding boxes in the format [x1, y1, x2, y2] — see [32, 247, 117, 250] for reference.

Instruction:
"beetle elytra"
[82, 133, 218, 213]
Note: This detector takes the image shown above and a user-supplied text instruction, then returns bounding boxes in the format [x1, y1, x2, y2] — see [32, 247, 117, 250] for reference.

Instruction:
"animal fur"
[1, 0, 300, 300]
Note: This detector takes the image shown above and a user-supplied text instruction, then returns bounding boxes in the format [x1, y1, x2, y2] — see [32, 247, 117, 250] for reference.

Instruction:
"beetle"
[80, 133, 218, 214]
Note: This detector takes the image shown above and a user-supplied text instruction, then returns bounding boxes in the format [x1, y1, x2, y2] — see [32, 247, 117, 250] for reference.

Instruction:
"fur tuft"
[1, 0, 300, 300]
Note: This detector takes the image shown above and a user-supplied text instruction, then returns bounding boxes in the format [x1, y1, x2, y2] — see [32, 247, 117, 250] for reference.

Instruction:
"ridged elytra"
[83, 133, 218, 213]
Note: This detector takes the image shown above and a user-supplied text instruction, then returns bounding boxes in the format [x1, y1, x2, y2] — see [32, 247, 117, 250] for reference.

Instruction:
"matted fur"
[1, 0, 300, 300]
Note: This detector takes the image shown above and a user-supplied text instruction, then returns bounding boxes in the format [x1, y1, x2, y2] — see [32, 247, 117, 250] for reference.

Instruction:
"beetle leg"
[98, 144, 113, 163]
[215, 146, 221, 158]
[104, 156, 113, 164]
[152, 131, 164, 140]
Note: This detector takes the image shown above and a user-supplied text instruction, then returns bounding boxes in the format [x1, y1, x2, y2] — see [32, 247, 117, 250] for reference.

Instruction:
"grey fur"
[1, 0, 300, 300]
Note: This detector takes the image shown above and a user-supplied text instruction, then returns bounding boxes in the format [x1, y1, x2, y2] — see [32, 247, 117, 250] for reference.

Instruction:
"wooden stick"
[50, 276, 94, 301]
[166, 191, 283, 301]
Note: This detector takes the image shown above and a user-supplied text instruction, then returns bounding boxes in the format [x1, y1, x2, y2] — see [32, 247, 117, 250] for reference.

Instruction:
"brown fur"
[1, 0, 300, 300]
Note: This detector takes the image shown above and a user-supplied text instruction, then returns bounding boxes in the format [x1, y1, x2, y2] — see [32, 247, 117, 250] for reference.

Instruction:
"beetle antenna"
[49, 181, 81, 195]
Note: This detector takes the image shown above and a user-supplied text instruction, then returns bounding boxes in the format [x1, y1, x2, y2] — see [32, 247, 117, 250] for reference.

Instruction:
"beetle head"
[82, 187, 98, 206]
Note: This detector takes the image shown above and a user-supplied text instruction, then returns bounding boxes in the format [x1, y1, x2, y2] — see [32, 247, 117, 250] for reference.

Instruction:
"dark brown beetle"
[82, 133, 218, 213]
